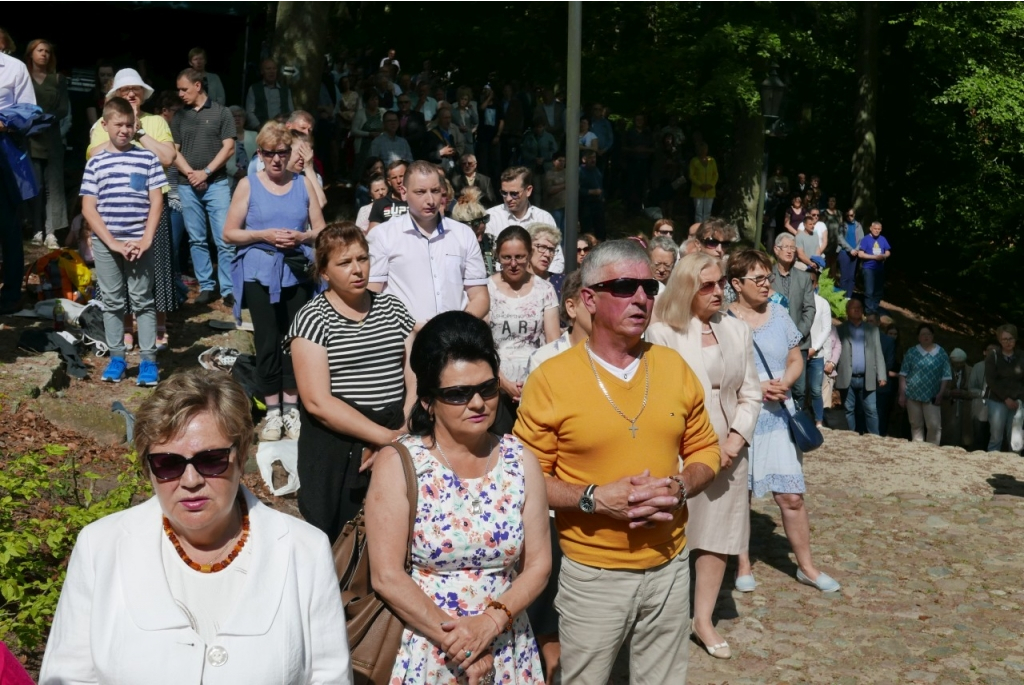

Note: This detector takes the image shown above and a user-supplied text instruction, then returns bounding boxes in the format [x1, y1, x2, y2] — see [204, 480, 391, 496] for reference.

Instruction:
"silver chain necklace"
[433, 436, 496, 515]
[585, 341, 650, 439]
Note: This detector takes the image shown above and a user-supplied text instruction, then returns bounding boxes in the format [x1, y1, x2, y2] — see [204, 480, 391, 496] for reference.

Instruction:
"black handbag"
[750, 338, 825, 452]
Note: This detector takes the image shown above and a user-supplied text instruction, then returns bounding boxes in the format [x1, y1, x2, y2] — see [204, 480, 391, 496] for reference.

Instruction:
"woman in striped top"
[286, 221, 417, 542]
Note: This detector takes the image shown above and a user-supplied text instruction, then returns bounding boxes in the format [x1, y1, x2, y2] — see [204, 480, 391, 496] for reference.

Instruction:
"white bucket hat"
[106, 68, 155, 102]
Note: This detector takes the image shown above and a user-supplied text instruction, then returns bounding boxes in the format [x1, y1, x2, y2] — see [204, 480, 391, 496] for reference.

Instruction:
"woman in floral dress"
[366, 311, 551, 685]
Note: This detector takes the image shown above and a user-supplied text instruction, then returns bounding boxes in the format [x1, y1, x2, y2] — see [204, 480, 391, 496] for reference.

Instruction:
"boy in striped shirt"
[81, 97, 168, 385]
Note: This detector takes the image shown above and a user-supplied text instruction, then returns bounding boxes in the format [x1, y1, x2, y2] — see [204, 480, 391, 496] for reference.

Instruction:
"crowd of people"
[4, 36, 1024, 685]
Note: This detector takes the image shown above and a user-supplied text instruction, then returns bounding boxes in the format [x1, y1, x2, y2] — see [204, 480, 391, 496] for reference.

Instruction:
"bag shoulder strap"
[727, 310, 774, 380]
[390, 442, 418, 573]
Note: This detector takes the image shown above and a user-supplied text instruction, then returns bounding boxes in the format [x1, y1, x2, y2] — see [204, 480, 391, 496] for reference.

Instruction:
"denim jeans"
[862, 265, 884, 314]
[92, 239, 157, 361]
[837, 250, 857, 297]
[841, 376, 879, 435]
[551, 208, 566, 234]
[693, 196, 714, 224]
[0, 182, 23, 308]
[986, 398, 1016, 452]
[178, 178, 233, 297]
[806, 356, 825, 422]
[792, 349, 809, 412]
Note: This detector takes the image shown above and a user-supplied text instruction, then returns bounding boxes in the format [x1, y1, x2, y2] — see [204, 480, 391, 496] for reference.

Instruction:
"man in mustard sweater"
[515, 240, 720, 685]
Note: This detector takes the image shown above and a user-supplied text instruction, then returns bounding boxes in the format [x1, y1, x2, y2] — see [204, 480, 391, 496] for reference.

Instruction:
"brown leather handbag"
[333, 442, 418, 684]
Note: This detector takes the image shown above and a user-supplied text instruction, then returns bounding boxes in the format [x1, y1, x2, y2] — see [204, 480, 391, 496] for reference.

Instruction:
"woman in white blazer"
[648, 251, 762, 660]
[39, 369, 352, 685]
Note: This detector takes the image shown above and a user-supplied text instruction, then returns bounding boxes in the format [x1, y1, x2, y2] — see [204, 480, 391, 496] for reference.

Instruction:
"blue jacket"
[0, 104, 55, 200]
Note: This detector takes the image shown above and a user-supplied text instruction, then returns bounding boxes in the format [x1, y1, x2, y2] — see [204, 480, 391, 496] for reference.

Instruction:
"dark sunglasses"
[702, 238, 733, 249]
[259, 147, 291, 159]
[500, 190, 522, 199]
[435, 377, 500, 405]
[146, 447, 234, 480]
[577, 246, 591, 254]
[588, 278, 659, 298]
[470, 215, 491, 225]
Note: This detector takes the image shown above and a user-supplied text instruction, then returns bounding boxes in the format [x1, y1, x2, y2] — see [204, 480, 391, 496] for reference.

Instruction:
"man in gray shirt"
[795, 214, 823, 271]
[773, 232, 816, 411]
[836, 298, 887, 434]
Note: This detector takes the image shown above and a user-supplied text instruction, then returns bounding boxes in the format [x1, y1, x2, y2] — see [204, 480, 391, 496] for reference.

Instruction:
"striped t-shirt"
[80, 148, 168, 240]
[286, 291, 416, 409]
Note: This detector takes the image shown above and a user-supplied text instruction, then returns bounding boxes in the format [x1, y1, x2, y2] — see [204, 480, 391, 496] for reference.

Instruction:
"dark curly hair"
[408, 311, 500, 436]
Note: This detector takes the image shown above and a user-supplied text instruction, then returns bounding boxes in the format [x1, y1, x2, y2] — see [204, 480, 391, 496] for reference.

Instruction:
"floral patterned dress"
[390, 434, 544, 684]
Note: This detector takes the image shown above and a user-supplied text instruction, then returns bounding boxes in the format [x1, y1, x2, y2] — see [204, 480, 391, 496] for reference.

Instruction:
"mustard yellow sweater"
[515, 342, 720, 570]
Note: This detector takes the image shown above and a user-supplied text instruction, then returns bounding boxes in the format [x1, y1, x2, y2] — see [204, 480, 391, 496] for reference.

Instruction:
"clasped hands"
[263, 228, 303, 250]
[186, 168, 209, 190]
[438, 613, 499, 683]
[599, 468, 684, 530]
[116, 239, 149, 262]
[761, 378, 788, 403]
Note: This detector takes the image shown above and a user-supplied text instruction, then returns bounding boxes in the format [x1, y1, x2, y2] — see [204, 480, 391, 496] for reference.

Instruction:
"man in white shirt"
[486, 166, 564, 273]
[368, 161, 489, 323]
[0, 47, 37, 314]
[368, 110, 413, 166]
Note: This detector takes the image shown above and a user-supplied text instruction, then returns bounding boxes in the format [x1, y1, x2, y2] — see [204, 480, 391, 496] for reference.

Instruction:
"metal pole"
[754, 145, 768, 250]
[563, 1, 582, 273]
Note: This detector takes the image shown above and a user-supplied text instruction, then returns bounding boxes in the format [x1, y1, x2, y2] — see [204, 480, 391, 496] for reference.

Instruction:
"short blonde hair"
[255, 121, 293, 151]
[654, 252, 722, 329]
[526, 222, 561, 247]
[134, 368, 254, 476]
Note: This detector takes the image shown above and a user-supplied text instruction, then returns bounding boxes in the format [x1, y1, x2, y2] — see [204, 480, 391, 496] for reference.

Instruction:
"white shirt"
[809, 293, 832, 354]
[485, 202, 565, 273]
[526, 331, 574, 377]
[368, 213, 488, 323]
[813, 220, 828, 251]
[588, 346, 641, 381]
[0, 53, 36, 109]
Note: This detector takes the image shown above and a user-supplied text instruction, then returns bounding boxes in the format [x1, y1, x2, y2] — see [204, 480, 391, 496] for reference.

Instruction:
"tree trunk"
[851, 1, 879, 223]
[272, 1, 333, 112]
[720, 113, 765, 242]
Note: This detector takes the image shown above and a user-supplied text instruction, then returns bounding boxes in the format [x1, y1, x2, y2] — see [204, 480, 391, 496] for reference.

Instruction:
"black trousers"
[243, 280, 312, 397]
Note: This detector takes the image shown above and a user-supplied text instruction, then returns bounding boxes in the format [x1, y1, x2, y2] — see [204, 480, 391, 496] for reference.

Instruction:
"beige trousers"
[555, 548, 690, 685]
[907, 399, 942, 444]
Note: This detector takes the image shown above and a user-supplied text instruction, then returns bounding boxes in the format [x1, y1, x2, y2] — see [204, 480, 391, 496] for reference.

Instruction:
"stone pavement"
[613, 428, 1024, 684]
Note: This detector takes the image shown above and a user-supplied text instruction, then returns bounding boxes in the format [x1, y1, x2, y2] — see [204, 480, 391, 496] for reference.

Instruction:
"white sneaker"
[32, 231, 44, 246]
[283, 408, 301, 440]
[261, 412, 283, 442]
[44, 233, 59, 249]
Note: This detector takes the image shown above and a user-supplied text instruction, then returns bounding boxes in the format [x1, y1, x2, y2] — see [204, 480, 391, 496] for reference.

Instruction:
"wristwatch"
[203, 167, 213, 176]
[578, 484, 597, 514]
[133, 128, 146, 141]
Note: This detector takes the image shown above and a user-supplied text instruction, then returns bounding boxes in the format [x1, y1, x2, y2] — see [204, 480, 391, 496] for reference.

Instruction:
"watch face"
[579, 496, 595, 514]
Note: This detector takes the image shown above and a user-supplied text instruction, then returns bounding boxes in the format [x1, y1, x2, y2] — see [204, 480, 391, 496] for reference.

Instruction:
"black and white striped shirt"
[286, 292, 416, 408]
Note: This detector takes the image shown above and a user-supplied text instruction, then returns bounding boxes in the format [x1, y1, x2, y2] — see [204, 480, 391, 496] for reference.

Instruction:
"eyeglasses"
[470, 216, 490, 226]
[259, 147, 291, 159]
[435, 378, 500, 404]
[698, 277, 728, 294]
[498, 255, 528, 264]
[702, 238, 733, 249]
[534, 244, 556, 255]
[146, 447, 234, 481]
[588, 278, 659, 298]
[737, 274, 775, 287]
[500, 190, 522, 199]
[577, 246, 591, 254]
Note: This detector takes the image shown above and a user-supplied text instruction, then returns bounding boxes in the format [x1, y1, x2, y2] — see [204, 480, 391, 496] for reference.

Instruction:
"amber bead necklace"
[163, 493, 250, 573]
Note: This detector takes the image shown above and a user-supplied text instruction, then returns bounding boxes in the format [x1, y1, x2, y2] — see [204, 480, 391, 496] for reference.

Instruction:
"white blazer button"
[207, 645, 228, 667]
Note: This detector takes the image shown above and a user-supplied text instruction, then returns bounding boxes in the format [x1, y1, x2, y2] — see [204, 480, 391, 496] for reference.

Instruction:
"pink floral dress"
[389, 434, 544, 684]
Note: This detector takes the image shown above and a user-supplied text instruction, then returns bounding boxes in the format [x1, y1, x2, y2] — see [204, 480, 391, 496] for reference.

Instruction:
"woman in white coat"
[647, 252, 762, 659]
[39, 369, 352, 685]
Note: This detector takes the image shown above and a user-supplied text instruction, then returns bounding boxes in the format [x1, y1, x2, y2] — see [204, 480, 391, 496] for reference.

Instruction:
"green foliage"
[818, 268, 848, 319]
[0, 449, 145, 651]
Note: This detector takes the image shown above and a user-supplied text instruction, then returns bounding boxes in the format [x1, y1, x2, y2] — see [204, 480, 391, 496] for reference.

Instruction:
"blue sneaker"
[102, 356, 127, 383]
[136, 359, 160, 387]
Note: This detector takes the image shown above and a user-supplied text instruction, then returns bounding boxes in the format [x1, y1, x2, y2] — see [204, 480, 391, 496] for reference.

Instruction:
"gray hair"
[774, 232, 795, 247]
[648, 235, 678, 256]
[228, 105, 245, 117]
[459, 152, 477, 165]
[581, 239, 652, 287]
[526, 222, 562, 248]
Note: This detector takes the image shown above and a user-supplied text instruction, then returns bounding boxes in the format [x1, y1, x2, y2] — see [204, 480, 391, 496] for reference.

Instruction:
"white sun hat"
[106, 68, 154, 102]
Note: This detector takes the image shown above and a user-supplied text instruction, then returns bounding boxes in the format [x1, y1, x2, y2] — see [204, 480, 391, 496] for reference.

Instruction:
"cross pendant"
[629, 422, 638, 439]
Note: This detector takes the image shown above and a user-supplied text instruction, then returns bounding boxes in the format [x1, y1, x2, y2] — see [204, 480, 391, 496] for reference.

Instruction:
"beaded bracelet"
[487, 600, 513, 632]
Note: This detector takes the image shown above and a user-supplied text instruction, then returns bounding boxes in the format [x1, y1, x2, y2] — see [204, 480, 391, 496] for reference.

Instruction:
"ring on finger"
[464, 650, 472, 658]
